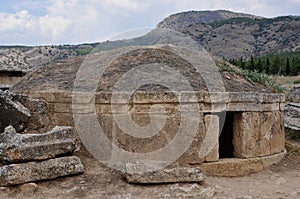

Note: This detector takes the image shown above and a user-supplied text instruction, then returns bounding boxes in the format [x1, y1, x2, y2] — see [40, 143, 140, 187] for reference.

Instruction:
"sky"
[0, 0, 299, 45]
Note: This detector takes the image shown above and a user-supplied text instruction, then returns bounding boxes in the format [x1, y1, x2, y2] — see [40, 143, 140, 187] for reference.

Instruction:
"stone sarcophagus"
[11, 44, 286, 176]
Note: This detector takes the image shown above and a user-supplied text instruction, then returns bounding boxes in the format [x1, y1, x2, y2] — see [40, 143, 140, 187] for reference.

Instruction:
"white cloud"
[0, 0, 299, 45]
[102, 0, 149, 11]
[0, 10, 33, 31]
[39, 15, 72, 41]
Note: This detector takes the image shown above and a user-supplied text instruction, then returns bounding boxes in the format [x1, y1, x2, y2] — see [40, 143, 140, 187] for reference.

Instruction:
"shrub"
[294, 80, 300, 84]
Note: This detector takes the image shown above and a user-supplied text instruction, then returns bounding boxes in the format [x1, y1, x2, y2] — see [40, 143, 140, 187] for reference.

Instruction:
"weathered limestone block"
[12, 93, 50, 131]
[203, 114, 219, 162]
[0, 90, 30, 133]
[122, 163, 204, 184]
[200, 158, 264, 177]
[98, 105, 206, 164]
[0, 126, 80, 163]
[200, 150, 286, 177]
[0, 156, 84, 186]
[233, 111, 285, 158]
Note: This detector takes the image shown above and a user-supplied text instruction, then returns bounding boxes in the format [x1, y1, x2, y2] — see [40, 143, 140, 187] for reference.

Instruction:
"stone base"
[199, 150, 286, 177]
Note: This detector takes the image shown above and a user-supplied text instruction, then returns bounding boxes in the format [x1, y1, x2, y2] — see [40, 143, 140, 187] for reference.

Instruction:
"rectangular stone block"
[227, 102, 260, 112]
[0, 126, 80, 163]
[122, 163, 204, 184]
[99, 112, 206, 164]
[204, 115, 219, 162]
[199, 158, 264, 177]
[54, 103, 72, 113]
[54, 92, 72, 103]
[201, 103, 227, 113]
[228, 92, 259, 103]
[233, 111, 285, 158]
[0, 156, 84, 186]
[35, 92, 55, 103]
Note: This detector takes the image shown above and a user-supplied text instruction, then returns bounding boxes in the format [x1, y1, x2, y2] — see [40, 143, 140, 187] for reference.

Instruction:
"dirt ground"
[0, 142, 300, 199]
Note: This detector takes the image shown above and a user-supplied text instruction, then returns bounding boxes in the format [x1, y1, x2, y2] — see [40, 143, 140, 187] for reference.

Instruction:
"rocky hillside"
[180, 16, 300, 59]
[157, 10, 262, 29]
[158, 11, 300, 59]
[0, 44, 96, 72]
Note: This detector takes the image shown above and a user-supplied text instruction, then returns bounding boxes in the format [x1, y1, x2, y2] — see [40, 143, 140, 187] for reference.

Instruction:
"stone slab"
[0, 126, 80, 163]
[122, 163, 204, 184]
[200, 158, 264, 177]
[0, 156, 84, 186]
[199, 151, 286, 177]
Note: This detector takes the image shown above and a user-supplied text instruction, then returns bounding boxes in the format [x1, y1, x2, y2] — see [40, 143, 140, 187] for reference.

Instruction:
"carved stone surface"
[0, 126, 80, 163]
[203, 114, 219, 162]
[0, 156, 84, 186]
[233, 111, 285, 158]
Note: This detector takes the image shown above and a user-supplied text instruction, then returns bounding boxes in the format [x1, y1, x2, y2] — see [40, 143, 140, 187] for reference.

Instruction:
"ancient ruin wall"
[22, 91, 286, 167]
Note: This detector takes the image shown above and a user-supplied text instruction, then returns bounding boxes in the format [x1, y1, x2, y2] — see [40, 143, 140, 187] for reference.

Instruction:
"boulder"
[284, 103, 300, 131]
[0, 90, 30, 133]
[11, 93, 50, 131]
[0, 156, 84, 186]
[122, 163, 204, 184]
[291, 86, 300, 103]
[0, 126, 80, 163]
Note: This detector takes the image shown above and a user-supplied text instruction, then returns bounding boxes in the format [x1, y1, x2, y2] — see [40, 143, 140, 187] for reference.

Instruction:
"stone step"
[0, 156, 84, 186]
[0, 126, 80, 163]
[122, 163, 204, 184]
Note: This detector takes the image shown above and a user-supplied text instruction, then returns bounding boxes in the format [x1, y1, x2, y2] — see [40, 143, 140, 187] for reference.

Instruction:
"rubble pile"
[0, 90, 84, 186]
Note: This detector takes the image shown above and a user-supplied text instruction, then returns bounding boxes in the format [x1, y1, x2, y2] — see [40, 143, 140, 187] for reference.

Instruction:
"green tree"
[266, 57, 270, 74]
[249, 55, 255, 71]
[240, 57, 245, 69]
[270, 55, 281, 75]
[286, 57, 291, 76]
[291, 57, 300, 76]
[257, 58, 262, 72]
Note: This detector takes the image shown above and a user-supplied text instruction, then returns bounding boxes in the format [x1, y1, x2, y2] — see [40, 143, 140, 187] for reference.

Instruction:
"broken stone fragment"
[0, 156, 84, 186]
[0, 126, 80, 163]
[0, 90, 30, 133]
[122, 163, 204, 184]
[284, 103, 300, 131]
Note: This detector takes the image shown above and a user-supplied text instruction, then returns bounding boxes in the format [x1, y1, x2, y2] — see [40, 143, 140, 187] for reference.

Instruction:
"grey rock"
[291, 86, 300, 103]
[284, 103, 300, 130]
[11, 93, 50, 131]
[122, 163, 204, 184]
[0, 156, 84, 186]
[0, 90, 30, 133]
[0, 126, 80, 163]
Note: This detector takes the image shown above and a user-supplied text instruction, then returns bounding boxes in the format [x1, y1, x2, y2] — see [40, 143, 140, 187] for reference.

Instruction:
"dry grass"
[275, 75, 300, 91]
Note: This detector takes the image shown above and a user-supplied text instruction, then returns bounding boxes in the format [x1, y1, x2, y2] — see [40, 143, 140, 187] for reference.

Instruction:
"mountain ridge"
[157, 10, 263, 29]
